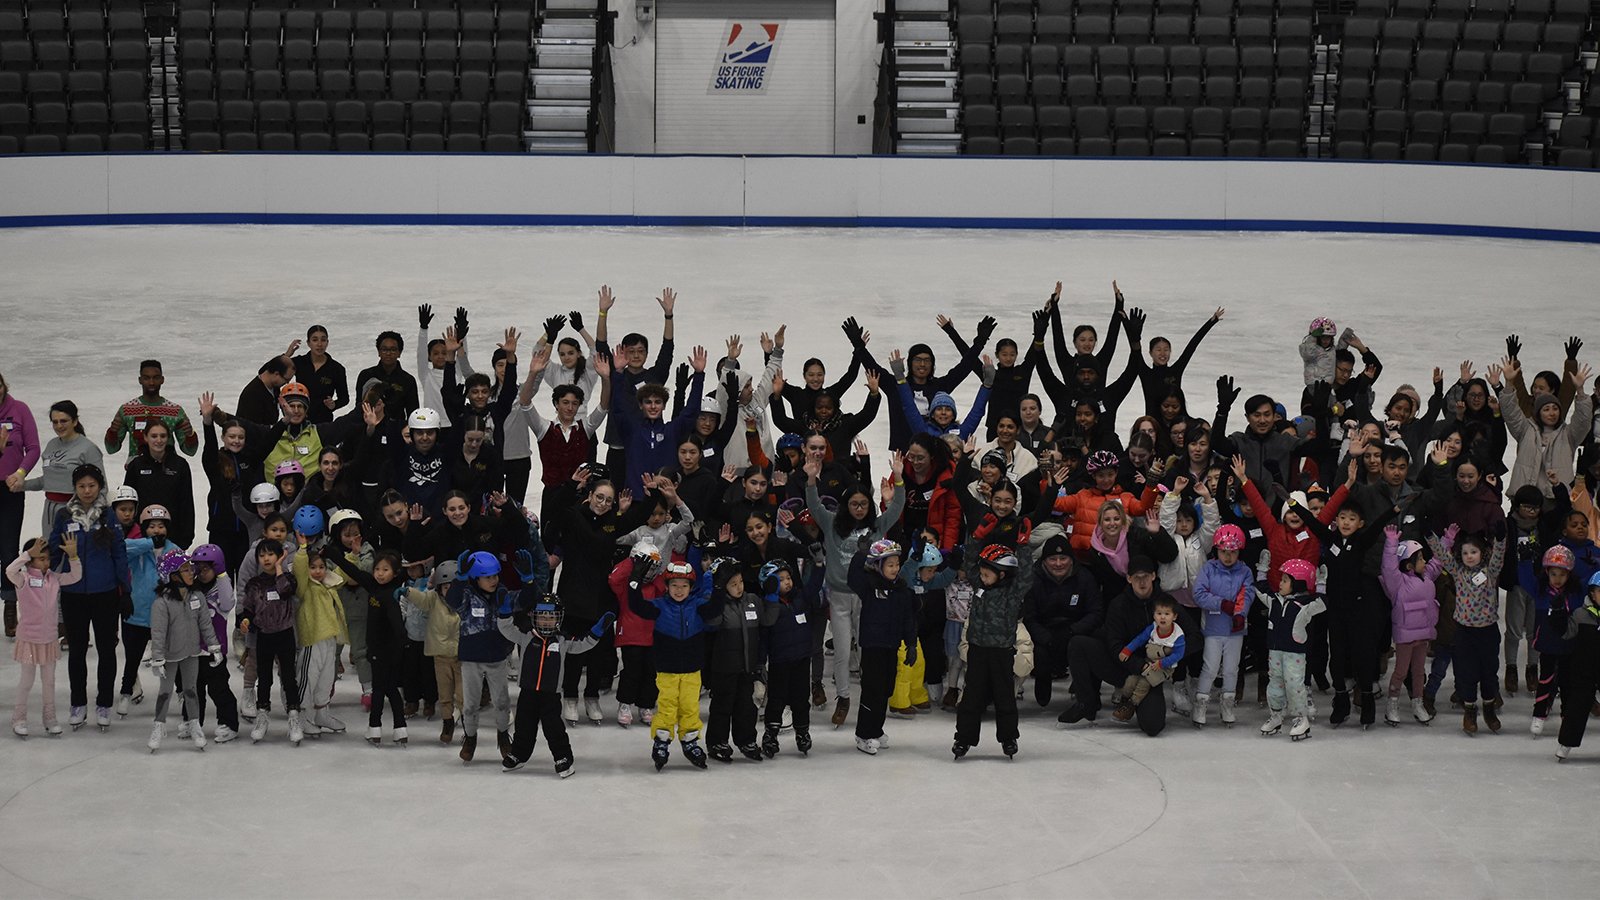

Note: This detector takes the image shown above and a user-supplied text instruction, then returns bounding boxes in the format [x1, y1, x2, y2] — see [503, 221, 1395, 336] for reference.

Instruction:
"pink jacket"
[1381, 531, 1443, 644]
[0, 394, 41, 482]
[6, 554, 81, 644]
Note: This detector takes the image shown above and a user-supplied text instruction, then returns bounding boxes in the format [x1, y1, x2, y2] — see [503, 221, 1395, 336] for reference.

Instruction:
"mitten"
[1232, 614, 1246, 633]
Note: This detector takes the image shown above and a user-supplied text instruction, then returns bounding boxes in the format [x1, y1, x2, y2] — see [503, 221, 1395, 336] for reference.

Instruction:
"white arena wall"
[2, 153, 1599, 242]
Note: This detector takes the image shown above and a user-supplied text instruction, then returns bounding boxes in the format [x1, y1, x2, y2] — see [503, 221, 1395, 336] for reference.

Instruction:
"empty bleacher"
[0, 0, 152, 153]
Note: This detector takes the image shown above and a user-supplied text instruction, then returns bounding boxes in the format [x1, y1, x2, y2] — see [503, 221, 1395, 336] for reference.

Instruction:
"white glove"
[752, 680, 767, 708]
[152, 661, 166, 679]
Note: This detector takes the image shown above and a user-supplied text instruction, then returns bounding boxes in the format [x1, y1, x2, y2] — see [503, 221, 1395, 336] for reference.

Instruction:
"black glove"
[512, 611, 533, 634]
[975, 315, 998, 347]
[1311, 379, 1332, 407]
[1505, 334, 1521, 361]
[1125, 307, 1147, 343]
[628, 555, 651, 588]
[568, 310, 584, 332]
[724, 370, 742, 400]
[841, 316, 865, 349]
[675, 362, 691, 395]
[418, 303, 434, 330]
[904, 645, 917, 668]
[542, 314, 567, 344]
[1217, 375, 1239, 407]
[1548, 607, 1570, 636]
[453, 306, 470, 343]
[1031, 308, 1049, 342]
[1566, 336, 1583, 361]
[942, 544, 963, 571]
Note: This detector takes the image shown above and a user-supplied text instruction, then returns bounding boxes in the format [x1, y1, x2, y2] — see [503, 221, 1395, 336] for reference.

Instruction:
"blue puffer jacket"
[122, 538, 166, 627]
[1191, 558, 1254, 638]
[763, 589, 817, 666]
[444, 580, 513, 663]
[49, 504, 129, 597]
[630, 571, 721, 674]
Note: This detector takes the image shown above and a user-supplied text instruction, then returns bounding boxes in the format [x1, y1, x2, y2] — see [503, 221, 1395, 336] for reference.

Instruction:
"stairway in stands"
[527, 0, 602, 151]
[892, 0, 963, 153]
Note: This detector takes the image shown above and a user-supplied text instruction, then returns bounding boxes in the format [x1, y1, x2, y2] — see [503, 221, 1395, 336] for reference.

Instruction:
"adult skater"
[355, 331, 420, 419]
[292, 325, 350, 425]
[0, 371, 41, 638]
[105, 360, 199, 458]
[235, 352, 294, 426]
[1058, 554, 1175, 736]
[23, 401, 103, 534]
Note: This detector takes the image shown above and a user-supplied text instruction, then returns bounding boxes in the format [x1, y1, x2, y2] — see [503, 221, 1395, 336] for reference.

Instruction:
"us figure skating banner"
[710, 21, 783, 93]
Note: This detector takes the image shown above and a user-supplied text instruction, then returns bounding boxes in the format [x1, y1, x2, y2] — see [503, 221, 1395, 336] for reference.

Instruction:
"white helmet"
[248, 483, 281, 505]
[328, 508, 363, 531]
[112, 485, 139, 506]
[408, 408, 442, 430]
[139, 504, 171, 524]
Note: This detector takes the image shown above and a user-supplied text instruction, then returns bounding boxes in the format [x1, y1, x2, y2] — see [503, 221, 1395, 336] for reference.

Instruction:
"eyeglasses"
[591, 495, 616, 506]
[378, 345, 401, 354]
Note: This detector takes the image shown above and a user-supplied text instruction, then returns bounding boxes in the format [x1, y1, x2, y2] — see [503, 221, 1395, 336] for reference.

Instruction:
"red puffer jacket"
[1242, 479, 1348, 587]
[1050, 483, 1159, 558]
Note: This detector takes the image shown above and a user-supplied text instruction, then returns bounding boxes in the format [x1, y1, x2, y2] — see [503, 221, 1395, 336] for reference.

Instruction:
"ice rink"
[1, 225, 1599, 899]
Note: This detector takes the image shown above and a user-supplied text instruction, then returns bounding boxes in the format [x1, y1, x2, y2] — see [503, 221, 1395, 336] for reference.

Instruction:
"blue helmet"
[293, 505, 325, 537]
[759, 559, 792, 592]
[459, 551, 501, 580]
[1589, 570, 1600, 589]
[909, 544, 944, 570]
[777, 433, 805, 452]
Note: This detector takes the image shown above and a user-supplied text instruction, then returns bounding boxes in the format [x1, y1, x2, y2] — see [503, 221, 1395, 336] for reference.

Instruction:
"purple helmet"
[190, 544, 227, 570]
[156, 550, 192, 583]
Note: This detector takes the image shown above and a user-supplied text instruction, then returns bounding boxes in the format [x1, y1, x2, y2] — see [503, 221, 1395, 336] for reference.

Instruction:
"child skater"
[952, 539, 1037, 759]
[147, 551, 223, 752]
[846, 540, 919, 756]
[1191, 524, 1254, 726]
[442, 551, 520, 763]
[1257, 558, 1325, 742]
[705, 557, 777, 763]
[1381, 525, 1445, 730]
[187, 544, 240, 743]
[329, 546, 417, 746]
[293, 520, 351, 738]
[498, 595, 611, 777]
[8, 536, 80, 737]
[1113, 595, 1187, 724]
[237, 537, 304, 745]
[404, 560, 464, 744]
[1531, 545, 1585, 737]
[758, 559, 818, 757]
[942, 567, 974, 710]
[1552, 572, 1600, 761]
[627, 559, 722, 770]
[1427, 525, 1506, 730]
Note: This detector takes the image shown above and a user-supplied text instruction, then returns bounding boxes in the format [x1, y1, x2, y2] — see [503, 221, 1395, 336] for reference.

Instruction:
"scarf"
[67, 495, 108, 533]
[1091, 525, 1130, 576]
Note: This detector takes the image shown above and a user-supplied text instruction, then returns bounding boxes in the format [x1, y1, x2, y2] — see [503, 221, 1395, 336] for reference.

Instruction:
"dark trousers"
[63, 590, 120, 709]
[917, 593, 948, 686]
[211, 528, 249, 582]
[616, 645, 658, 708]
[254, 628, 301, 710]
[1304, 614, 1330, 688]
[510, 688, 572, 762]
[1067, 636, 1169, 736]
[1356, 576, 1392, 688]
[1533, 651, 1566, 719]
[1326, 599, 1357, 690]
[854, 647, 897, 740]
[400, 639, 436, 705]
[183, 654, 239, 730]
[0, 485, 22, 627]
[119, 621, 150, 695]
[503, 457, 532, 507]
[561, 621, 614, 698]
[809, 610, 828, 683]
[1452, 623, 1502, 705]
[764, 657, 811, 731]
[368, 648, 406, 728]
[706, 669, 758, 748]
[1174, 606, 1204, 681]
[956, 645, 1019, 745]
[1557, 665, 1596, 749]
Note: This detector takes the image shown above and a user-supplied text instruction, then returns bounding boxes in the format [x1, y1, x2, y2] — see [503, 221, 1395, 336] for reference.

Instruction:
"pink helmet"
[1309, 317, 1336, 337]
[1542, 545, 1575, 571]
[1086, 450, 1120, 473]
[274, 460, 304, 479]
[1279, 558, 1317, 586]
[1395, 540, 1425, 563]
[1213, 524, 1246, 551]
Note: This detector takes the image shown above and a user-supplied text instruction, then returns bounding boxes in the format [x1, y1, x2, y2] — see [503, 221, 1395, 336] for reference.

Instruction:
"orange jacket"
[1051, 484, 1159, 558]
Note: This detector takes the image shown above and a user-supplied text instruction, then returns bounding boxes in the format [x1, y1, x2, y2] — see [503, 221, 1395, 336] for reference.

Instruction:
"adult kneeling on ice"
[1057, 554, 1176, 736]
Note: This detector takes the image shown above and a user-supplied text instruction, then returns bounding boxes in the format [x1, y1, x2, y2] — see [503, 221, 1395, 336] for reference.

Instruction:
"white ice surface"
[1, 226, 1599, 900]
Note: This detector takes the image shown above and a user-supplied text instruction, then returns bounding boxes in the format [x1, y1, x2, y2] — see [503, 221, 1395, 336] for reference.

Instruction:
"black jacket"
[1101, 586, 1175, 678]
[1023, 562, 1104, 644]
[847, 555, 919, 651]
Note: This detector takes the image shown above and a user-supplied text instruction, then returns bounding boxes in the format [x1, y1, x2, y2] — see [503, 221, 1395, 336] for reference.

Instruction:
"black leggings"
[120, 621, 150, 696]
[63, 590, 120, 709]
[615, 644, 657, 708]
[917, 593, 948, 686]
[956, 645, 1019, 746]
[400, 639, 436, 705]
[254, 628, 301, 711]
[368, 649, 407, 729]
[764, 657, 811, 731]
[855, 647, 897, 741]
[182, 654, 239, 730]
[562, 622, 614, 699]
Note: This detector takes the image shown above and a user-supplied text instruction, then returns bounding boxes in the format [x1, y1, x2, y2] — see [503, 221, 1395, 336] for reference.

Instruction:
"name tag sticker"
[472, 607, 485, 618]
[189, 599, 202, 610]
[28, 577, 44, 588]
[1249, 529, 1263, 539]
[1472, 571, 1488, 586]
[1329, 545, 1342, 556]
[795, 613, 806, 624]
[266, 591, 279, 601]
[1296, 531, 1310, 542]
[745, 609, 758, 621]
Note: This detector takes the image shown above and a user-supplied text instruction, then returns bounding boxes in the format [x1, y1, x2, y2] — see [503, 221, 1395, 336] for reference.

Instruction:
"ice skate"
[1525, 663, 1537, 697]
[314, 708, 346, 733]
[682, 731, 708, 768]
[562, 698, 578, 725]
[1462, 702, 1479, 735]
[250, 712, 268, 742]
[1260, 709, 1284, 736]
[794, 727, 812, 756]
[287, 710, 304, 745]
[810, 681, 827, 709]
[131, 681, 143, 705]
[854, 735, 879, 755]
[439, 718, 455, 744]
[403, 701, 419, 719]
[367, 725, 382, 745]
[1001, 739, 1018, 759]
[617, 703, 634, 728]
[1306, 696, 1317, 722]
[1359, 690, 1377, 729]
[554, 756, 574, 778]
[497, 730, 513, 759]
[44, 722, 62, 736]
[1423, 694, 1437, 719]
[1289, 716, 1311, 742]
[942, 687, 960, 712]
[115, 694, 132, 718]
[95, 706, 110, 731]
[1530, 716, 1546, 736]
[1192, 693, 1209, 727]
[176, 720, 191, 739]
[708, 743, 734, 763]
[1505, 666, 1518, 697]
[1556, 745, 1571, 762]
[186, 720, 206, 750]
[1329, 690, 1350, 727]
[952, 740, 969, 760]
[1412, 698, 1433, 724]
[641, 707, 653, 725]
[761, 723, 781, 758]
[148, 722, 163, 752]
[459, 734, 477, 763]
[360, 691, 372, 712]
[1220, 692, 1237, 726]
[1482, 699, 1501, 733]
[584, 697, 603, 725]
[214, 724, 238, 744]
[652, 730, 671, 770]
[1385, 696, 1401, 727]
[12, 722, 28, 739]
[1111, 702, 1136, 722]
[1171, 680, 1192, 715]
[393, 726, 408, 746]
[239, 704, 256, 722]
[501, 753, 527, 771]
[831, 697, 849, 728]
[738, 742, 763, 762]
[69, 706, 86, 730]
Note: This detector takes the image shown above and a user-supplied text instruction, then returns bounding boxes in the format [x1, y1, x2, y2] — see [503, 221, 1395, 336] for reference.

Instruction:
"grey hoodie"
[807, 479, 906, 596]
[151, 584, 221, 664]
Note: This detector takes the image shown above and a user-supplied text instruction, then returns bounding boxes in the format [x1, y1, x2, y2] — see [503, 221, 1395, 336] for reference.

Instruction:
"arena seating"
[0, 0, 152, 153]
[952, 0, 1599, 165]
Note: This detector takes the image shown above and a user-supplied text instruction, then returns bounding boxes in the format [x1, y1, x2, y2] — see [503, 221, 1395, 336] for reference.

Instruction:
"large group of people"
[3, 285, 1599, 777]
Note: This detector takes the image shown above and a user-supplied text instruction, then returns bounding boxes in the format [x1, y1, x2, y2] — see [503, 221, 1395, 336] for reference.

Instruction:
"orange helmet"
[279, 382, 311, 405]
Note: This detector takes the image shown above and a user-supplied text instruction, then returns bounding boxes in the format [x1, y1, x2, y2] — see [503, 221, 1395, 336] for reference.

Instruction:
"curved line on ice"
[0, 748, 115, 900]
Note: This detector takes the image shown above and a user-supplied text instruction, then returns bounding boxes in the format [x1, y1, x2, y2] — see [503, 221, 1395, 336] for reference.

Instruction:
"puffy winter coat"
[292, 550, 348, 647]
[49, 501, 129, 597]
[608, 558, 663, 649]
[1192, 558, 1254, 638]
[151, 584, 221, 663]
[765, 588, 819, 666]
[1500, 386, 1592, 500]
[1381, 531, 1443, 643]
[1048, 483, 1159, 558]
[706, 589, 779, 674]
[1242, 479, 1347, 588]
[957, 537, 1036, 649]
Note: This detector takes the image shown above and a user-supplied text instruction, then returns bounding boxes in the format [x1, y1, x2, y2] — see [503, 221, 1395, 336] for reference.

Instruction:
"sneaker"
[617, 704, 634, 728]
[810, 682, 827, 709]
[831, 697, 850, 728]
[555, 756, 575, 778]
[584, 697, 603, 724]
[214, 724, 238, 744]
[854, 735, 879, 755]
